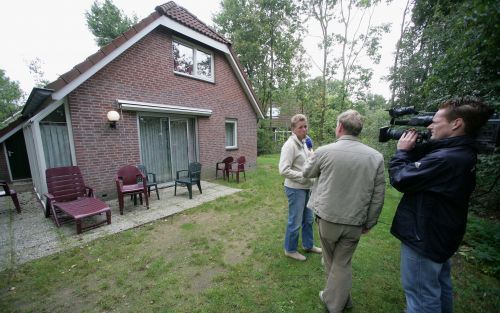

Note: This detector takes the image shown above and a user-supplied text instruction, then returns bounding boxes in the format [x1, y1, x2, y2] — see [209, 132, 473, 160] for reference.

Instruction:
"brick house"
[0, 2, 263, 202]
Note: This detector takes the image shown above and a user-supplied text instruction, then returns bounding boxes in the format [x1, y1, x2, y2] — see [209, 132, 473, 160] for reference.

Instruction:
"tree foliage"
[389, 0, 500, 111]
[214, 0, 307, 119]
[0, 69, 24, 126]
[85, 0, 138, 48]
[302, 0, 390, 142]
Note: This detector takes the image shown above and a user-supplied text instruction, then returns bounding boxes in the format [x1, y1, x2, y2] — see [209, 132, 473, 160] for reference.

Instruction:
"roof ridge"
[156, 1, 229, 44]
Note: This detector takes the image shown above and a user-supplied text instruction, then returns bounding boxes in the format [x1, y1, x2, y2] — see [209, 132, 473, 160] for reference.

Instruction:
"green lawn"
[0, 154, 498, 312]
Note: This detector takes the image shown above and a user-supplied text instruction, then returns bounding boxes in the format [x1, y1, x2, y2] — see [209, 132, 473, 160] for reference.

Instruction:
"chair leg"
[174, 182, 177, 196]
[155, 186, 160, 200]
[76, 219, 82, 234]
[45, 199, 51, 218]
[11, 193, 21, 213]
[118, 195, 124, 215]
[187, 184, 192, 199]
[106, 211, 112, 225]
[197, 181, 202, 194]
[144, 191, 149, 209]
[236, 172, 240, 183]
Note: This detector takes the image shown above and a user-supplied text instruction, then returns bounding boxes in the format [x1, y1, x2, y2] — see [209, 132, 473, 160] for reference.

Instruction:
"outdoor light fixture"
[107, 110, 120, 128]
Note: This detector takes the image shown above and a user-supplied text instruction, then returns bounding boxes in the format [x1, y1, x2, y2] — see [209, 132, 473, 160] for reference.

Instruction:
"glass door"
[169, 119, 189, 176]
[139, 116, 172, 183]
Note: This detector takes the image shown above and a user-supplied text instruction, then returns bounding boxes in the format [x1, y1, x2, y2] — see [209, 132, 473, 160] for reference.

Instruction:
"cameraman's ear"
[452, 118, 464, 131]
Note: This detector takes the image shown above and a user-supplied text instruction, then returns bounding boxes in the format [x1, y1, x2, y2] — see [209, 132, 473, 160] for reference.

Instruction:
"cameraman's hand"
[397, 130, 418, 151]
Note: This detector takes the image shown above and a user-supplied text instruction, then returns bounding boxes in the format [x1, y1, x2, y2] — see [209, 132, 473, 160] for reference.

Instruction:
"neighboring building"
[0, 2, 263, 203]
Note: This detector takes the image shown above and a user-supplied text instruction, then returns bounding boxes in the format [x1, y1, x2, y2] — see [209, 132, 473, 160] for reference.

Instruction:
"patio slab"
[0, 181, 241, 271]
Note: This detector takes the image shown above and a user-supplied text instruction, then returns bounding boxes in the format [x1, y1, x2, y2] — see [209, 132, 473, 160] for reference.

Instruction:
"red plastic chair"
[45, 166, 111, 234]
[215, 156, 233, 180]
[0, 180, 21, 213]
[116, 165, 149, 215]
[227, 156, 246, 183]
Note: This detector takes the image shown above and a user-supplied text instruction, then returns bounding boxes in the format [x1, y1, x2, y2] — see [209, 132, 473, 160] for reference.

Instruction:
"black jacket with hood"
[389, 136, 477, 263]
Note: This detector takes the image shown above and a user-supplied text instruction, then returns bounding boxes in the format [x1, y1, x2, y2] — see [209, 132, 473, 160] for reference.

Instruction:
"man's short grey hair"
[290, 114, 307, 129]
[337, 109, 363, 136]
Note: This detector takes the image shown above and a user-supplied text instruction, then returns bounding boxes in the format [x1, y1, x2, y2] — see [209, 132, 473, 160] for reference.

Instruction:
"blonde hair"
[290, 114, 307, 130]
[337, 109, 363, 136]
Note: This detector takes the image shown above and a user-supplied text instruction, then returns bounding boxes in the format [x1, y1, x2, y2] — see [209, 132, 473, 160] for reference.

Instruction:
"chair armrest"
[45, 193, 55, 201]
[115, 177, 124, 191]
[176, 170, 188, 179]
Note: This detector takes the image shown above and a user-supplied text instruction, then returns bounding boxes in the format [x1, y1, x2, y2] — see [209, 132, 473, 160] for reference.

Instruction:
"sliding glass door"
[139, 115, 197, 184]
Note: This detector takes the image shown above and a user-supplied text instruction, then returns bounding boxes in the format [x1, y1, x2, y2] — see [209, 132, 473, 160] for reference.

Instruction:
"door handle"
[7, 150, 13, 157]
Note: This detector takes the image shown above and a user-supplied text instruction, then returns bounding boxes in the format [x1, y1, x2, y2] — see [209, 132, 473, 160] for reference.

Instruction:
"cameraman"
[389, 97, 494, 313]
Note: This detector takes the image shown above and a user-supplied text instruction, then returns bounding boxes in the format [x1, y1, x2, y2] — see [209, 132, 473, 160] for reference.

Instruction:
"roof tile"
[74, 60, 93, 74]
[45, 78, 66, 91]
[122, 27, 138, 40]
[60, 69, 80, 84]
[101, 41, 117, 56]
[87, 50, 106, 65]
[111, 34, 127, 48]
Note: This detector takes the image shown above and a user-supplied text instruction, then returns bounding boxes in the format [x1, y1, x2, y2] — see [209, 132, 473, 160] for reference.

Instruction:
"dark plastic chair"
[228, 156, 246, 183]
[137, 164, 160, 200]
[215, 156, 233, 180]
[116, 165, 149, 215]
[0, 180, 21, 213]
[45, 166, 111, 234]
[174, 162, 202, 199]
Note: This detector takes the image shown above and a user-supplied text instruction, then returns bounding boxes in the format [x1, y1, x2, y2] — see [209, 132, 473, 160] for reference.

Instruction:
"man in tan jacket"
[303, 109, 385, 313]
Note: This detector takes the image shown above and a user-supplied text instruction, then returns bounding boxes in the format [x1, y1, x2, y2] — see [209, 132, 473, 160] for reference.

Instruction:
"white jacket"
[279, 134, 313, 189]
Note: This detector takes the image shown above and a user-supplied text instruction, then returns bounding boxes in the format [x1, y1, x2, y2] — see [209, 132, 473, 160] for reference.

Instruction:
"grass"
[0, 154, 498, 312]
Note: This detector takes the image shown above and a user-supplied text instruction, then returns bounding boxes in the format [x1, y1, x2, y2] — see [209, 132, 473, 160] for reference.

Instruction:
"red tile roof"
[46, 1, 229, 92]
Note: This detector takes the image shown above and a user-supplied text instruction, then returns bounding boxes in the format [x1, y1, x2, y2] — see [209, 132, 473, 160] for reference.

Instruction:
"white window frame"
[225, 119, 238, 150]
[172, 37, 215, 82]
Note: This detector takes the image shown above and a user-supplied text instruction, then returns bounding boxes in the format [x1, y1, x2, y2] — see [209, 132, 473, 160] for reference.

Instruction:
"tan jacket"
[279, 134, 313, 189]
[303, 135, 385, 229]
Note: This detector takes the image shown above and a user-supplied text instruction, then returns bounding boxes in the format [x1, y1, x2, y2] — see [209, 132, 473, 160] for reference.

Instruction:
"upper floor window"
[173, 40, 214, 82]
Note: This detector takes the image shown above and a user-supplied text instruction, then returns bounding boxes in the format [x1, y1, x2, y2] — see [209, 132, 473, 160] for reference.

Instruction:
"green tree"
[0, 69, 24, 126]
[85, 0, 138, 48]
[214, 0, 307, 121]
[302, 0, 337, 143]
[335, 0, 390, 109]
[303, 0, 389, 142]
[389, 0, 500, 111]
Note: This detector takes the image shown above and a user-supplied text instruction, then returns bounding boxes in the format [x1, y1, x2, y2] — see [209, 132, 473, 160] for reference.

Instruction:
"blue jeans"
[284, 187, 314, 252]
[401, 243, 453, 313]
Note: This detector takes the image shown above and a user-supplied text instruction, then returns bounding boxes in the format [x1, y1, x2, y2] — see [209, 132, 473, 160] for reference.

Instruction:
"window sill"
[225, 146, 238, 151]
[174, 71, 215, 84]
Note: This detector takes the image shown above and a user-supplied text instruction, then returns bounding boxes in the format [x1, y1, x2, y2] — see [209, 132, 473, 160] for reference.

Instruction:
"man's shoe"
[305, 246, 322, 254]
[284, 250, 306, 261]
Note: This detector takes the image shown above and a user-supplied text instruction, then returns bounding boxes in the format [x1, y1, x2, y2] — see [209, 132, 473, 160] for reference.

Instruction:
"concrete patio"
[0, 181, 241, 272]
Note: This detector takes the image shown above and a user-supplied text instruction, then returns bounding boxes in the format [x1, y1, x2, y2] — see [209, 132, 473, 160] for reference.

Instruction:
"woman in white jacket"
[279, 114, 321, 261]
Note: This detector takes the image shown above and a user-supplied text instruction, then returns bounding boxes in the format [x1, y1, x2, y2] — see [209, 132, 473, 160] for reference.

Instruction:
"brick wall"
[68, 28, 258, 197]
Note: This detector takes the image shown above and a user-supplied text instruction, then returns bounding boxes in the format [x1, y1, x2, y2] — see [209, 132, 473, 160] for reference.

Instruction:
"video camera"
[379, 106, 500, 153]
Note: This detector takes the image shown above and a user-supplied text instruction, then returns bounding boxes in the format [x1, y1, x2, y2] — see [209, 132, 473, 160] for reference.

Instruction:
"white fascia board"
[0, 122, 27, 144]
[118, 99, 212, 117]
[226, 54, 264, 119]
[52, 16, 229, 101]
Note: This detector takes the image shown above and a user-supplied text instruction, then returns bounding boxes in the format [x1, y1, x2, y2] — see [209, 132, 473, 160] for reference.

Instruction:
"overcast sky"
[0, 0, 406, 98]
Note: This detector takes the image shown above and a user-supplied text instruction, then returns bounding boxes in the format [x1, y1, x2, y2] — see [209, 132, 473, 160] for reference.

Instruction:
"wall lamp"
[107, 110, 120, 128]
